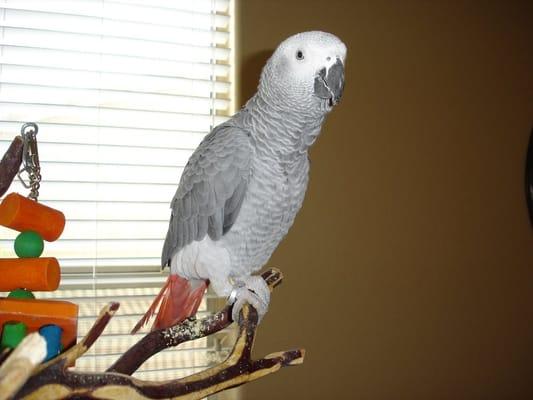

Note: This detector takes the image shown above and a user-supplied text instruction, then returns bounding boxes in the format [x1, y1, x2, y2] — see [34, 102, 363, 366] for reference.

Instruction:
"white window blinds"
[0, 0, 235, 384]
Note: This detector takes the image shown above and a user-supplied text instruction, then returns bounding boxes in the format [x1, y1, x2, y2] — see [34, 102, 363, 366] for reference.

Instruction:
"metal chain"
[17, 122, 41, 201]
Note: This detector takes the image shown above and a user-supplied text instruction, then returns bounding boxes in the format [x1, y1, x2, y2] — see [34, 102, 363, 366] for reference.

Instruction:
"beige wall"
[236, 1, 533, 399]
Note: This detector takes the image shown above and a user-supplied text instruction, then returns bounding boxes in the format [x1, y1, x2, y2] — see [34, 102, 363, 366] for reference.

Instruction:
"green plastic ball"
[14, 231, 44, 258]
[8, 288, 35, 299]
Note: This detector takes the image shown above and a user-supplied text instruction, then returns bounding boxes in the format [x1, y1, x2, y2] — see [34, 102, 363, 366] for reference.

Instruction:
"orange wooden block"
[0, 258, 60, 291]
[0, 193, 65, 241]
[0, 298, 78, 350]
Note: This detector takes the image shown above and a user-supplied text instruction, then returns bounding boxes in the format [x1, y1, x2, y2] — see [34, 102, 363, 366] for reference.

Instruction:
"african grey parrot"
[132, 31, 346, 333]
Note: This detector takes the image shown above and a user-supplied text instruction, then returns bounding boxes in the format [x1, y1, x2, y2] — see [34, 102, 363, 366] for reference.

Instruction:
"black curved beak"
[314, 58, 345, 107]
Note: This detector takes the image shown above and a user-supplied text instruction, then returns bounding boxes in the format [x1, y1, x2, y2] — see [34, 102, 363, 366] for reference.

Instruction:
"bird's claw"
[227, 275, 270, 323]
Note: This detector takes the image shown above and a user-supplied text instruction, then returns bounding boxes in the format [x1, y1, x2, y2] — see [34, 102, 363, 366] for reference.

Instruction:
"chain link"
[17, 122, 41, 201]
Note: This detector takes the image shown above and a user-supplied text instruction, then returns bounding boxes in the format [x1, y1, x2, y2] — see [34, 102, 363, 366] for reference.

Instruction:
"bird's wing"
[161, 123, 253, 267]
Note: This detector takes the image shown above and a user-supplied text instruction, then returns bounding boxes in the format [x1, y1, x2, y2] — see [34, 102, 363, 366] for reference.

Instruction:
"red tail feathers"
[131, 275, 207, 334]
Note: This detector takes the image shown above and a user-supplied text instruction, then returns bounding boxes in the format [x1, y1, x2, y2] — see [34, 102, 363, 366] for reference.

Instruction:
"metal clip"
[17, 122, 41, 201]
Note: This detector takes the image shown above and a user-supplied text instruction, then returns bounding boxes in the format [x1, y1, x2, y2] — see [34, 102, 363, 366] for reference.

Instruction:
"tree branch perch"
[2, 268, 303, 399]
[0, 135, 23, 197]
[108, 267, 283, 375]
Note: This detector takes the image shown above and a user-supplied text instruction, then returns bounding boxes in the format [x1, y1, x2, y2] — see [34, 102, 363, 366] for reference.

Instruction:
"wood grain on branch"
[3, 268, 303, 400]
[0, 333, 46, 400]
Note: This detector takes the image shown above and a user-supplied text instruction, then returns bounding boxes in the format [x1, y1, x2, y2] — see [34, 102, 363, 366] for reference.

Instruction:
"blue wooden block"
[39, 324, 62, 361]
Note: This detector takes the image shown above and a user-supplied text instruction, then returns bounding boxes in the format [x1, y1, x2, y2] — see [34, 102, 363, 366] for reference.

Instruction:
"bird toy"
[0, 123, 78, 362]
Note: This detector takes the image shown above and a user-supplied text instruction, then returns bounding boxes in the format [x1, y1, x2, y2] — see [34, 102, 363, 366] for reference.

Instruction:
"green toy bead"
[14, 231, 44, 258]
[7, 288, 35, 299]
[1, 321, 27, 349]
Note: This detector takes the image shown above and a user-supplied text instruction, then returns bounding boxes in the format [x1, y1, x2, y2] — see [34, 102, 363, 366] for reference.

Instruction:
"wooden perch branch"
[33, 301, 120, 375]
[108, 267, 283, 375]
[0, 135, 23, 197]
[0, 333, 46, 400]
[4, 268, 303, 399]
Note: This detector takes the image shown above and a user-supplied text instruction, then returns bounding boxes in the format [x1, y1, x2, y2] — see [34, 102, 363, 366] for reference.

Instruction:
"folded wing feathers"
[161, 124, 252, 267]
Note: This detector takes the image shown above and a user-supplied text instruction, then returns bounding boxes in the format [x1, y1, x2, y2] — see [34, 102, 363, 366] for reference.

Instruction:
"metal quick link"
[17, 122, 41, 201]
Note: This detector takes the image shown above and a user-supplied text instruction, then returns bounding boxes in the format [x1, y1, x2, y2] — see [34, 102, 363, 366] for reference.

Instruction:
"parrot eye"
[295, 50, 304, 60]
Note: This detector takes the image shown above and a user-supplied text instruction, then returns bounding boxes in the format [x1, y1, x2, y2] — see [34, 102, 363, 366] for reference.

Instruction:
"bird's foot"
[227, 275, 270, 323]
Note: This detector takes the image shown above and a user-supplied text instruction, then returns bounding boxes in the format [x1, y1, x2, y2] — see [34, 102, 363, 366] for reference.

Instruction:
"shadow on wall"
[239, 50, 272, 104]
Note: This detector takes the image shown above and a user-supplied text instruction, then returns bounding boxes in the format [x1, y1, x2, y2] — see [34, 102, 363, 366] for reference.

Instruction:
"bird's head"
[259, 31, 347, 115]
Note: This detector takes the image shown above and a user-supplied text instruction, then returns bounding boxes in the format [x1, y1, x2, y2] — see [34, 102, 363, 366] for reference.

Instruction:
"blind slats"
[111, 0, 230, 14]
[7, 199, 171, 220]
[55, 258, 162, 272]
[2, 1, 230, 29]
[15, 142, 194, 166]
[0, 64, 230, 98]
[0, 47, 231, 80]
[0, 0, 235, 382]
[0, 103, 228, 131]
[32, 163, 185, 185]
[0, 83, 230, 114]
[67, 221, 170, 240]
[0, 122, 208, 147]
[0, 27, 231, 63]
[2, 8, 230, 47]
[32, 182, 177, 202]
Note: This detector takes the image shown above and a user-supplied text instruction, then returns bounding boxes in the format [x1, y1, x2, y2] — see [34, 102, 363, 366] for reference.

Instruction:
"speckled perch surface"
[0, 268, 305, 399]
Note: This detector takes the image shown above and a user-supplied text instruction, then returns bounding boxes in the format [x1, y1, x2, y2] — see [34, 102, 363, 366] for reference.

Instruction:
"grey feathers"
[161, 123, 253, 267]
